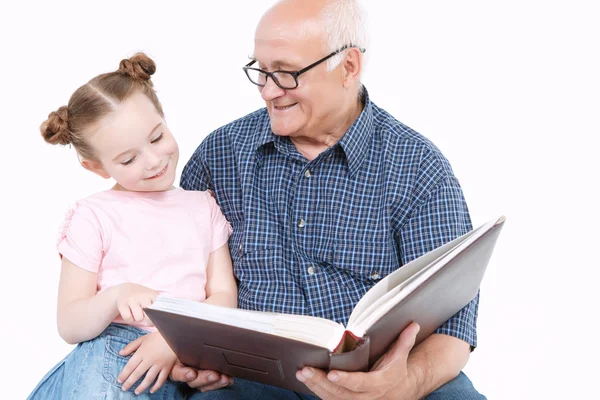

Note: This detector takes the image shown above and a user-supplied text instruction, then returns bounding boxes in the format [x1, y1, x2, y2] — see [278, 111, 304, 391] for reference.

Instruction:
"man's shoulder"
[371, 102, 436, 150]
[369, 101, 455, 176]
[184, 108, 269, 181]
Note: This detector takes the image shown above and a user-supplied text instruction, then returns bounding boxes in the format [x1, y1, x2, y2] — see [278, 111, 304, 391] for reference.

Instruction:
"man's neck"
[291, 98, 364, 161]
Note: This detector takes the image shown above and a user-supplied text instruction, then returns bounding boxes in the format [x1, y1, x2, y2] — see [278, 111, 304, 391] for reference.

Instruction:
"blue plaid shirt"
[181, 90, 478, 347]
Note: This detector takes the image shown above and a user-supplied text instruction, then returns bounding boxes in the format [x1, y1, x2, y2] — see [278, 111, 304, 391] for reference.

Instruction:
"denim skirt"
[27, 323, 188, 399]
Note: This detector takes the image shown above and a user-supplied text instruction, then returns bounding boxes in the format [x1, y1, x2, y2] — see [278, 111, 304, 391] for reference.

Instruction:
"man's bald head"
[256, 0, 367, 72]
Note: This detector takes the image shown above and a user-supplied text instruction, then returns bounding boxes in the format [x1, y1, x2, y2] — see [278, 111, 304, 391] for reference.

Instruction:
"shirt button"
[305, 169, 312, 178]
[370, 271, 380, 280]
[307, 266, 315, 275]
[297, 219, 306, 228]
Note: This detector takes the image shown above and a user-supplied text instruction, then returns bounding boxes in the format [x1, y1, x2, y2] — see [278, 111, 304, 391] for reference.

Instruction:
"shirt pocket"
[234, 244, 283, 311]
[235, 244, 282, 281]
[332, 237, 398, 282]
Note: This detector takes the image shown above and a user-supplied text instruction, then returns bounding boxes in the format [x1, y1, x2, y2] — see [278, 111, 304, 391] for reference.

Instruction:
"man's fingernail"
[186, 371, 196, 380]
[296, 371, 306, 382]
[209, 374, 218, 382]
[302, 368, 314, 379]
[329, 372, 339, 382]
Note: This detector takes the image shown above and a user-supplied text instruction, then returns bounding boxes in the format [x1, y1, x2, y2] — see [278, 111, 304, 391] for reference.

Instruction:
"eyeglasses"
[243, 44, 366, 90]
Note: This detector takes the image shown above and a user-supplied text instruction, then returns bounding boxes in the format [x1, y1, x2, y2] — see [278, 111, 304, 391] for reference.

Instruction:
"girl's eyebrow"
[111, 122, 162, 161]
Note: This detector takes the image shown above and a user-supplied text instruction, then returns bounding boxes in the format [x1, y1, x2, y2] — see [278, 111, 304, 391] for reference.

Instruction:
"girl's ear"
[81, 158, 111, 179]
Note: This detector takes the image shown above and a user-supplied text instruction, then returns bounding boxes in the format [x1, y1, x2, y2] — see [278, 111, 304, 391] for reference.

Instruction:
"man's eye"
[151, 133, 163, 144]
[121, 157, 135, 166]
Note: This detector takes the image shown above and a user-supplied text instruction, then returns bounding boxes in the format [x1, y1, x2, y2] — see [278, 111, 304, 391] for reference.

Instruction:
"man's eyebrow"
[112, 122, 162, 162]
[253, 59, 299, 70]
[249, 53, 300, 69]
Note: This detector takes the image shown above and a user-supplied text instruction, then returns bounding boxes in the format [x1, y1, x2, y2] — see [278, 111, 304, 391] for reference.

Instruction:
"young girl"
[28, 53, 237, 399]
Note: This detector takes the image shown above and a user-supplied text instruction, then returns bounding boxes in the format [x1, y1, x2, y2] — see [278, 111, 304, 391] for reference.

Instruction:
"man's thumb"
[372, 322, 420, 371]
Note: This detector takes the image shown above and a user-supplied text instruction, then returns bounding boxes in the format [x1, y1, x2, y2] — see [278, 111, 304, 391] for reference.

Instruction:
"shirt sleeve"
[56, 202, 104, 273]
[204, 191, 232, 252]
[181, 141, 212, 192]
[399, 175, 479, 349]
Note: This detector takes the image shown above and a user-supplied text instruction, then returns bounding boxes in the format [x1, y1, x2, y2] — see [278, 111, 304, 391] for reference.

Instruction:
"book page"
[350, 218, 498, 336]
[347, 229, 475, 329]
[149, 296, 346, 351]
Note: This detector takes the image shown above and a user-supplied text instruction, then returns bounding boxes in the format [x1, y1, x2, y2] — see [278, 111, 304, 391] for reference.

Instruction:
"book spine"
[328, 335, 370, 372]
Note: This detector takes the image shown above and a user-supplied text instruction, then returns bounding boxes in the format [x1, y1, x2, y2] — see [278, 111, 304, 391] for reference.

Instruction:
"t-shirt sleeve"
[204, 191, 232, 252]
[56, 202, 104, 273]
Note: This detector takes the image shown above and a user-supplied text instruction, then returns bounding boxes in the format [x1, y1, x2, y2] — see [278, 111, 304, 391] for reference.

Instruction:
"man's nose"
[260, 76, 285, 101]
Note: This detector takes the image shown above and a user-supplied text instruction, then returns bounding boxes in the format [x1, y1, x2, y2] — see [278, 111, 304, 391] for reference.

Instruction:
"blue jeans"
[27, 324, 188, 400]
[188, 371, 485, 400]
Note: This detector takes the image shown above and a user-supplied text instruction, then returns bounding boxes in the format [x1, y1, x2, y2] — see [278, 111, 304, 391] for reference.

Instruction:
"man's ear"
[341, 47, 363, 88]
[81, 158, 111, 179]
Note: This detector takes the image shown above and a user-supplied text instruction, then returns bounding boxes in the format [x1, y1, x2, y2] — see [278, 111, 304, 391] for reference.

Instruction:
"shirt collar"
[254, 87, 375, 177]
[254, 111, 276, 151]
[336, 88, 374, 178]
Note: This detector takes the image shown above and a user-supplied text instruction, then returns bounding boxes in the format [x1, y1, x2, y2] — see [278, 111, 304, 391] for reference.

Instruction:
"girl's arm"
[117, 243, 238, 394]
[202, 243, 238, 308]
[57, 257, 156, 344]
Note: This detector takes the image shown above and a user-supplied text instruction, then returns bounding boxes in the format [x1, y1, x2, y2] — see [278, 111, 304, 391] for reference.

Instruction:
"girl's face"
[84, 91, 179, 192]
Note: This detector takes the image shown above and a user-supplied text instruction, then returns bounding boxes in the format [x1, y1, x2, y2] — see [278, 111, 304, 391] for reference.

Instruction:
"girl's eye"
[151, 133, 163, 144]
[121, 157, 136, 166]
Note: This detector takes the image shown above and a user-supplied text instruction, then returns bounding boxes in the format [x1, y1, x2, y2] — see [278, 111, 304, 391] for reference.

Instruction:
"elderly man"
[170, 0, 485, 398]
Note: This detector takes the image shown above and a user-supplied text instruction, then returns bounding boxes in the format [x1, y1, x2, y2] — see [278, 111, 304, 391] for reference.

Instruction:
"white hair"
[318, 0, 369, 72]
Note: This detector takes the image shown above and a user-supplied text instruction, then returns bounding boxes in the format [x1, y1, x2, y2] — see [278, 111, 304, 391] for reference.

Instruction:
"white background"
[1, 1, 598, 398]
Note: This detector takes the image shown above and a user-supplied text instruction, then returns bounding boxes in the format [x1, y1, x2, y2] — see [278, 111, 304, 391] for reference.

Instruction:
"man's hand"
[117, 332, 177, 395]
[169, 360, 233, 392]
[115, 283, 158, 326]
[296, 322, 421, 400]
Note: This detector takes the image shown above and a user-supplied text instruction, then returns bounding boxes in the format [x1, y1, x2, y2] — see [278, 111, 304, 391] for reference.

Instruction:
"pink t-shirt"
[57, 187, 232, 329]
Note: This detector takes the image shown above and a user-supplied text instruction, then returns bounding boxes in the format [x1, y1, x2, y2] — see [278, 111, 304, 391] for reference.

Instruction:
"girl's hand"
[117, 332, 177, 394]
[115, 283, 158, 326]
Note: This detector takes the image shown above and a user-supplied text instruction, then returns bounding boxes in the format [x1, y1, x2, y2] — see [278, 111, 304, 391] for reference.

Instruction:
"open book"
[146, 216, 505, 394]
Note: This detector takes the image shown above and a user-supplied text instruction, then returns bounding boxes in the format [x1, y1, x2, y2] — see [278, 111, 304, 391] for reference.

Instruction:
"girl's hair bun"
[118, 52, 156, 82]
[40, 105, 71, 145]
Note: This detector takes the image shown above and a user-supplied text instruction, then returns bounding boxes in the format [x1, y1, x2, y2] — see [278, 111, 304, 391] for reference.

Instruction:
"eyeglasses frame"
[243, 44, 366, 90]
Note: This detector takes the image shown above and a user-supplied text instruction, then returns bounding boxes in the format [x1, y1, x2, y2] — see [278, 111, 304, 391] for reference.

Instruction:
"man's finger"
[297, 367, 353, 400]
[199, 375, 234, 392]
[326, 370, 374, 393]
[169, 361, 198, 382]
[185, 369, 223, 389]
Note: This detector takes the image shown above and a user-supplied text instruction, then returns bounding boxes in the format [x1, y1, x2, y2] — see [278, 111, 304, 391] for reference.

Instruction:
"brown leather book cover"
[145, 216, 505, 395]
[145, 309, 370, 394]
[363, 218, 505, 365]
